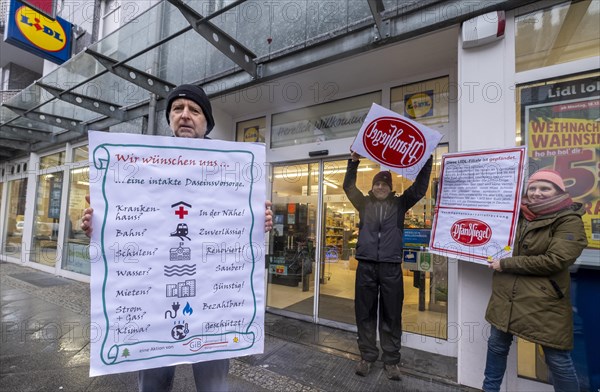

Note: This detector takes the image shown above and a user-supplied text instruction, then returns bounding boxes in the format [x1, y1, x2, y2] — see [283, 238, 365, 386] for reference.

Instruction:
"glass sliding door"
[267, 163, 318, 317]
[3, 178, 28, 259]
[31, 152, 65, 267]
[30, 171, 63, 266]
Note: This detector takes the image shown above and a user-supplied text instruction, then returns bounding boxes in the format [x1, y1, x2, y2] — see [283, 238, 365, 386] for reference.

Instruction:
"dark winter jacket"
[343, 157, 432, 263]
[485, 203, 587, 350]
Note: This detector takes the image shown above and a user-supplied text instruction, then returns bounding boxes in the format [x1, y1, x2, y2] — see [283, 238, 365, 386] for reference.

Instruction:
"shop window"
[62, 167, 91, 275]
[270, 91, 381, 148]
[72, 146, 89, 163]
[2, 178, 28, 258]
[517, 72, 599, 384]
[39, 151, 65, 170]
[516, 1, 600, 72]
[236, 117, 266, 142]
[518, 72, 599, 259]
[390, 76, 450, 128]
[30, 172, 64, 266]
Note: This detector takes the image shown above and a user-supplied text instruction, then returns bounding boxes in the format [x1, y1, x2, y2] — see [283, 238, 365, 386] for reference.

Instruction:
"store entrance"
[266, 158, 379, 327]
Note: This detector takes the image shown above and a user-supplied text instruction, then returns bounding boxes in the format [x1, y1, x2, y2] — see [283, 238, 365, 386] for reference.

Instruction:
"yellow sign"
[528, 117, 599, 152]
[16, 6, 66, 52]
[405, 92, 433, 118]
[244, 126, 259, 142]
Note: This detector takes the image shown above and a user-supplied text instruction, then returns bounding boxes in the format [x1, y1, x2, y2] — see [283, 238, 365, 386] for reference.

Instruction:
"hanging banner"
[521, 75, 599, 258]
[429, 147, 527, 264]
[351, 103, 443, 180]
[87, 131, 266, 376]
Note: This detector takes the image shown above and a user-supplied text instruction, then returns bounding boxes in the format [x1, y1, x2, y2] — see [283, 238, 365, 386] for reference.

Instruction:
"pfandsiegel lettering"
[363, 116, 426, 168]
[451, 219, 492, 246]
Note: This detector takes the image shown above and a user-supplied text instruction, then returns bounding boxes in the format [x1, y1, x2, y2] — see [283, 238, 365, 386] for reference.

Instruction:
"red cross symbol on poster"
[171, 201, 191, 219]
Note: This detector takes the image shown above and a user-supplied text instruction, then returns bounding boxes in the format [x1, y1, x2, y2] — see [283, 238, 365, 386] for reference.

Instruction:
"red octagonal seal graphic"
[362, 116, 426, 168]
[450, 219, 492, 246]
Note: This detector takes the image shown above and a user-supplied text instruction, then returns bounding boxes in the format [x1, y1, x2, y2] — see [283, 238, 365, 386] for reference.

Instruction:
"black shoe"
[355, 359, 373, 377]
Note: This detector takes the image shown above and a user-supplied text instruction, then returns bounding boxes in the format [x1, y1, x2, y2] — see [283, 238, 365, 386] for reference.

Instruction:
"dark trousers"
[354, 260, 404, 365]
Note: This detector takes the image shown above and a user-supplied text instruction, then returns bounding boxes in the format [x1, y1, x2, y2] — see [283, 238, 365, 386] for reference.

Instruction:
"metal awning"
[0, 0, 536, 161]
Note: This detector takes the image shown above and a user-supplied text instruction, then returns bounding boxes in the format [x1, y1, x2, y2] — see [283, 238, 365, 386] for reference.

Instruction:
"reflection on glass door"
[267, 163, 318, 317]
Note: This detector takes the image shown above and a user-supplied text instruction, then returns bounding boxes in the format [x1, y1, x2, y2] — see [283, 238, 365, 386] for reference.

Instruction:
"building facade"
[1, 1, 598, 390]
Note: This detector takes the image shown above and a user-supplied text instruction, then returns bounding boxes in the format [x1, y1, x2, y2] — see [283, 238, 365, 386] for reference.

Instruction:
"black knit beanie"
[372, 171, 393, 189]
[165, 84, 215, 135]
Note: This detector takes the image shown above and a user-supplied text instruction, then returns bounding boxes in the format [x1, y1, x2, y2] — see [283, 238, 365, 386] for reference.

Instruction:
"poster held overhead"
[351, 103, 443, 180]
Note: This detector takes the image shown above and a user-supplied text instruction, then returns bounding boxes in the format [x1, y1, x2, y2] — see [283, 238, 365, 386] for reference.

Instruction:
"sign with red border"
[428, 147, 527, 264]
[351, 103, 442, 180]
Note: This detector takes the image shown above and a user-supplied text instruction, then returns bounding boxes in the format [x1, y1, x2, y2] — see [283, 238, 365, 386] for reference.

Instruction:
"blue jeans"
[138, 359, 229, 392]
[483, 326, 579, 392]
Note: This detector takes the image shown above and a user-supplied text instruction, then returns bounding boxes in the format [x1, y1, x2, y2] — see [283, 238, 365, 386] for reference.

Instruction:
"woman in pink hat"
[483, 169, 588, 392]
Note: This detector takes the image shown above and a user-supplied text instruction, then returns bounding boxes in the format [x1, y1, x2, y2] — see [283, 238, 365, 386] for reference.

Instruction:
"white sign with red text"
[351, 103, 443, 180]
[429, 147, 527, 264]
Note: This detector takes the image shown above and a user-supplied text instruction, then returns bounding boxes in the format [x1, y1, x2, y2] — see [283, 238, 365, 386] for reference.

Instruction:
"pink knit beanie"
[527, 169, 566, 192]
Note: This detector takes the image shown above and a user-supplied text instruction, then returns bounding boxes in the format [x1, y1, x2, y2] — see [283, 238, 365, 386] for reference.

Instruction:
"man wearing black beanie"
[164, 84, 216, 139]
[343, 150, 432, 382]
[81, 83, 273, 392]
[145, 84, 226, 391]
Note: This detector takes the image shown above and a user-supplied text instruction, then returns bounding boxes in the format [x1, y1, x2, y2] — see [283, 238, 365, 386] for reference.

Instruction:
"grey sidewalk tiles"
[1, 261, 476, 391]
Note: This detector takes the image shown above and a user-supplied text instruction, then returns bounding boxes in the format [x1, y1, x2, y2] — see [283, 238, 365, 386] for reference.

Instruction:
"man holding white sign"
[82, 84, 272, 392]
[344, 150, 432, 380]
[345, 103, 439, 380]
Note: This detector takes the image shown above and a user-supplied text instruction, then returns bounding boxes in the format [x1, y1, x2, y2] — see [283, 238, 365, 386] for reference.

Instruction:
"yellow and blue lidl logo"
[404, 90, 434, 119]
[16, 6, 66, 52]
[5, 0, 72, 64]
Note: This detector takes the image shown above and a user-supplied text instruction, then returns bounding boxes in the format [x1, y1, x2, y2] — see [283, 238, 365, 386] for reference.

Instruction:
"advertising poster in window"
[87, 132, 266, 376]
[429, 147, 527, 264]
[521, 75, 600, 261]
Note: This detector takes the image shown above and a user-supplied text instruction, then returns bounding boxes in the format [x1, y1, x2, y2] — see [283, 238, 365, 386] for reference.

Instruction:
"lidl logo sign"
[5, 0, 72, 64]
[404, 90, 434, 119]
[16, 7, 66, 51]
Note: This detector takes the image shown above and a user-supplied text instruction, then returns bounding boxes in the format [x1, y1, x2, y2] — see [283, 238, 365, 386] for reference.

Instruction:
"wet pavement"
[1, 261, 478, 391]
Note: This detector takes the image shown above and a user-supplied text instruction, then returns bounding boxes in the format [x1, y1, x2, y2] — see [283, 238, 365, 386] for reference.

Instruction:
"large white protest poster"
[429, 147, 527, 264]
[351, 103, 443, 180]
[87, 131, 266, 376]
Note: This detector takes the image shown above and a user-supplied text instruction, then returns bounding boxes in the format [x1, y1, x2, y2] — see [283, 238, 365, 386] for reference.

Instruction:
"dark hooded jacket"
[343, 157, 432, 263]
[485, 203, 587, 350]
